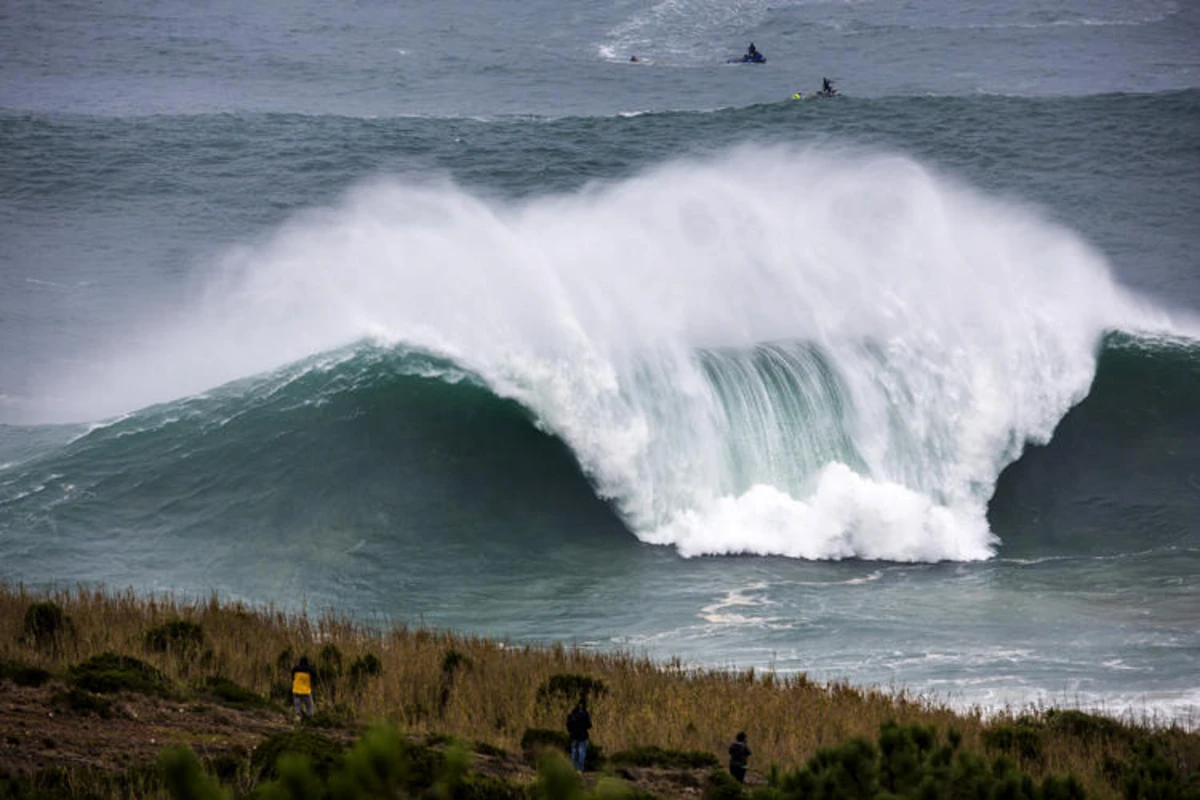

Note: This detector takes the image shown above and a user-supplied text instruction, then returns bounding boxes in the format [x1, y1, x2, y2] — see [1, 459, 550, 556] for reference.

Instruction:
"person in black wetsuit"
[728, 731, 751, 783]
[821, 77, 837, 96]
[745, 43, 763, 62]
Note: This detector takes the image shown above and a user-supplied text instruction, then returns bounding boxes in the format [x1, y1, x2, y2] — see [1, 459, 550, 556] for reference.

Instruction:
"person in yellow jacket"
[291, 655, 315, 720]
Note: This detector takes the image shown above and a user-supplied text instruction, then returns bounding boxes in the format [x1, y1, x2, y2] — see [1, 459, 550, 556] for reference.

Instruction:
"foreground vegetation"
[0, 585, 1197, 799]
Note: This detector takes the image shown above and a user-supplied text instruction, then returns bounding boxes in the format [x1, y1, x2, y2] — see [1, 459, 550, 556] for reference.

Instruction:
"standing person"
[728, 731, 751, 783]
[566, 697, 592, 771]
[291, 655, 315, 720]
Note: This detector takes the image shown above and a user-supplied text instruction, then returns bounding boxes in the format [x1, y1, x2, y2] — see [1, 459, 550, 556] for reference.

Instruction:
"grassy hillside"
[0, 585, 1196, 798]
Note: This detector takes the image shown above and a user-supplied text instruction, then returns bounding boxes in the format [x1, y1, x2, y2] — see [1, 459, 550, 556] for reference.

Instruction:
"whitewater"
[26, 146, 1190, 564]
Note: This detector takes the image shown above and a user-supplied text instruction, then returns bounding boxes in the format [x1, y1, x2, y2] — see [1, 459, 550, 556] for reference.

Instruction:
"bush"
[21, 602, 72, 649]
[982, 721, 1045, 763]
[441, 649, 472, 678]
[67, 652, 171, 696]
[473, 740, 512, 759]
[702, 768, 745, 800]
[0, 659, 52, 688]
[158, 746, 229, 800]
[520, 728, 605, 771]
[758, 722, 1092, 800]
[197, 676, 271, 710]
[1044, 709, 1131, 745]
[302, 707, 354, 730]
[522, 728, 570, 756]
[54, 687, 116, 718]
[316, 644, 343, 682]
[250, 730, 344, 782]
[143, 619, 205, 654]
[609, 745, 719, 770]
[536, 674, 608, 704]
[348, 653, 382, 690]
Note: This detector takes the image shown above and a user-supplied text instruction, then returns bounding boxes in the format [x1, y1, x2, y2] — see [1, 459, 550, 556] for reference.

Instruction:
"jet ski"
[728, 52, 766, 64]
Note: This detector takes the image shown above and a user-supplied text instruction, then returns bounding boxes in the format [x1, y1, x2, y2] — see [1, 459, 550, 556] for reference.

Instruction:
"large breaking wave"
[18, 145, 1195, 561]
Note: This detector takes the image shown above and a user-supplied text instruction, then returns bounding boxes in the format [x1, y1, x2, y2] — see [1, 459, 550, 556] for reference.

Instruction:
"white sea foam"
[34, 144, 1188, 561]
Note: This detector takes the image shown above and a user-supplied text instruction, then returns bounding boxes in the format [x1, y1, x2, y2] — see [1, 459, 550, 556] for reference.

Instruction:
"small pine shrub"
[0, 659, 53, 688]
[537, 674, 608, 704]
[522, 728, 570, 757]
[1044, 709, 1130, 745]
[250, 730, 344, 781]
[54, 687, 116, 718]
[316, 644, 343, 682]
[67, 652, 171, 697]
[520, 728, 604, 771]
[982, 721, 1045, 763]
[158, 746, 229, 800]
[702, 768, 745, 800]
[348, 653, 382, 690]
[143, 619, 205, 654]
[198, 676, 271, 710]
[21, 601, 72, 649]
[609, 745, 719, 770]
[473, 740, 511, 759]
[441, 649, 471, 678]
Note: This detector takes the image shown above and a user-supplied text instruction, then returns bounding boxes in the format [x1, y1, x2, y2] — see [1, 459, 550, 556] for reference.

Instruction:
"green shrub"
[0, 659, 52, 688]
[316, 644, 343, 682]
[522, 728, 570, 756]
[473, 740, 512, 759]
[702, 767, 745, 800]
[67, 652, 171, 696]
[1117, 740, 1200, 800]
[203, 752, 245, 784]
[536, 673, 608, 704]
[609, 745, 719, 770]
[534, 749, 584, 800]
[158, 746, 229, 800]
[760, 722, 1095, 800]
[458, 773, 530, 800]
[520, 728, 604, 771]
[197, 676, 271, 710]
[250, 730, 344, 782]
[1044, 709, 1131, 745]
[54, 687, 116, 718]
[982, 721, 1045, 763]
[143, 619, 205, 654]
[302, 707, 354, 730]
[348, 652, 382, 690]
[442, 649, 472, 677]
[21, 601, 72, 649]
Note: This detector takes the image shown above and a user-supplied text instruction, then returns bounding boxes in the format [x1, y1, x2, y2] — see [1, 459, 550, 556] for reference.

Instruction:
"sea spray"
[33, 145, 1146, 560]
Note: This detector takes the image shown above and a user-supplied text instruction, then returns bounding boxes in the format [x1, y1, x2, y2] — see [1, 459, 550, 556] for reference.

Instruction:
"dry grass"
[2, 584, 1197, 799]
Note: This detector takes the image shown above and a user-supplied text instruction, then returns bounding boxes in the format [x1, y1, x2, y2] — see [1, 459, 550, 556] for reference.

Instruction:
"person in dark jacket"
[566, 698, 593, 771]
[291, 655, 315, 720]
[728, 731, 751, 783]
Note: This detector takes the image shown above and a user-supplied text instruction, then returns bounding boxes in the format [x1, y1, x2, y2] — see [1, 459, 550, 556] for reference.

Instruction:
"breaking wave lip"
[26, 142, 1199, 563]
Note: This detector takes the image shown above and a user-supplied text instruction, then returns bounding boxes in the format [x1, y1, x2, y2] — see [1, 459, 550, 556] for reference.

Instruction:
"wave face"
[15, 145, 1188, 562]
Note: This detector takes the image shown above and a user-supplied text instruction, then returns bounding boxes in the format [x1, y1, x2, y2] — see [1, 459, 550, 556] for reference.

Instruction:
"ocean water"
[2, 0, 1199, 722]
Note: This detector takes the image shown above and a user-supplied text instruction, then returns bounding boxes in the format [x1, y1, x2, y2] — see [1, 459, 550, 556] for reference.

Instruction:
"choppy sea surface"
[2, 0, 1199, 723]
